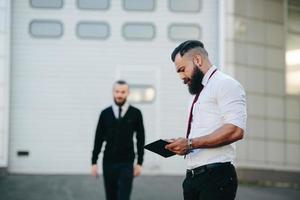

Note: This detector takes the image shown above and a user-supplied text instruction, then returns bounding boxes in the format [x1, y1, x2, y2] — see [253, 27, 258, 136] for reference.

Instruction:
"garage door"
[9, 0, 219, 174]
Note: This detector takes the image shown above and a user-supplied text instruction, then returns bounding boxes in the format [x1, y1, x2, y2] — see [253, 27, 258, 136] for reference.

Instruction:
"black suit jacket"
[92, 105, 145, 165]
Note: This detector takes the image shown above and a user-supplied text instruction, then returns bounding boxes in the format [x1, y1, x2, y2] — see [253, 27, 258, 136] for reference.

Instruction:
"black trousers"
[103, 162, 134, 200]
[182, 162, 238, 200]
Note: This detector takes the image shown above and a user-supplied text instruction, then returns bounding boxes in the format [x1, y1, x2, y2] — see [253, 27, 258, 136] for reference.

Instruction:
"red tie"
[185, 93, 200, 138]
[185, 69, 217, 138]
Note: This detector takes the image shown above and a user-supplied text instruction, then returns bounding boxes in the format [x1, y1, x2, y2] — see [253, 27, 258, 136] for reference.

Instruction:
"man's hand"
[91, 164, 99, 178]
[165, 138, 176, 143]
[165, 137, 189, 155]
[134, 164, 142, 177]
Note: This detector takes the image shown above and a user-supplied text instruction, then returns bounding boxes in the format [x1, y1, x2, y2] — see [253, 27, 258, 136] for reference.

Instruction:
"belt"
[186, 162, 231, 178]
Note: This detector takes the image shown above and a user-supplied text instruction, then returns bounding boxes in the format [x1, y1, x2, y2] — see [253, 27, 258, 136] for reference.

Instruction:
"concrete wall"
[0, 0, 10, 168]
[225, 0, 300, 173]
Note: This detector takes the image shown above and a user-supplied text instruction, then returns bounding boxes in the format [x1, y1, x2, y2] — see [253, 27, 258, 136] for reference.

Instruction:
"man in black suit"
[91, 80, 145, 200]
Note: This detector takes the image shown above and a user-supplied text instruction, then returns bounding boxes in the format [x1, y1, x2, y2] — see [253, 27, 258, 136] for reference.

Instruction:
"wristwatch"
[188, 138, 193, 151]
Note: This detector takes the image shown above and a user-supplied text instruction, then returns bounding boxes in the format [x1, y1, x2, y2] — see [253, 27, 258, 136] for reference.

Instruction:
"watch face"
[188, 138, 193, 149]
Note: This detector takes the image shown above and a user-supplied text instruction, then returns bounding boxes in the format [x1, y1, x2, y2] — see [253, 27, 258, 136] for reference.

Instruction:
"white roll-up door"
[9, 0, 219, 174]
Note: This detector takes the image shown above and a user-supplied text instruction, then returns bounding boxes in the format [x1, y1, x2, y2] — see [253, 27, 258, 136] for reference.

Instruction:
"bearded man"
[91, 80, 145, 200]
[166, 40, 247, 200]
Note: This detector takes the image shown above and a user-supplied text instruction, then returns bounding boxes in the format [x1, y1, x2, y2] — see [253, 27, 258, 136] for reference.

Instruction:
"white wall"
[7, 0, 299, 174]
[9, 0, 219, 174]
[225, 0, 300, 171]
[0, 0, 10, 168]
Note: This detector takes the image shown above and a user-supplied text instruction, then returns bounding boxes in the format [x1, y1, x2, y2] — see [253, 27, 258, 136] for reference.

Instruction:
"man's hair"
[171, 40, 208, 62]
[115, 80, 127, 85]
[113, 80, 129, 89]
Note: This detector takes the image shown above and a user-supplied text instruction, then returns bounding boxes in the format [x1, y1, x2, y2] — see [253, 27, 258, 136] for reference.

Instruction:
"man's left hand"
[165, 137, 189, 155]
[134, 164, 142, 177]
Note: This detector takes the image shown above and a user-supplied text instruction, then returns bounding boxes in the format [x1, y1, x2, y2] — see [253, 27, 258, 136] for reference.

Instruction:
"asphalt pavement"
[0, 175, 299, 200]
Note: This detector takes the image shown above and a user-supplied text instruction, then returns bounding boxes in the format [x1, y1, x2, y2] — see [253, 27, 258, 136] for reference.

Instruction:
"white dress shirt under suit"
[112, 101, 130, 118]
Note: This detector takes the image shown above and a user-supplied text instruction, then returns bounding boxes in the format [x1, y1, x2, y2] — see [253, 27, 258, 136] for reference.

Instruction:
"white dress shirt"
[112, 101, 130, 118]
[186, 65, 247, 169]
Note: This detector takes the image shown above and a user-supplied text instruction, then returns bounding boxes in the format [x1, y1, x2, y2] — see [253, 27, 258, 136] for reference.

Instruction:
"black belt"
[186, 162, 231, 178]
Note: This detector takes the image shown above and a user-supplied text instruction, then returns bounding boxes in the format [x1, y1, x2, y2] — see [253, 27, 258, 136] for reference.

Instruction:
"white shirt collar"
[112, 101, 130, 118]
[201, 65, 217, 86]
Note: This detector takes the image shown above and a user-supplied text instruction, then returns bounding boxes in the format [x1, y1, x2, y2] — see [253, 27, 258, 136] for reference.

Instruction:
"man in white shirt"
[166, 40, 247, 200]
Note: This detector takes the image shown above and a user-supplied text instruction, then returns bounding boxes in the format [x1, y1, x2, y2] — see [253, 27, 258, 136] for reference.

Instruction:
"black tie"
[118, 106, 122, 119]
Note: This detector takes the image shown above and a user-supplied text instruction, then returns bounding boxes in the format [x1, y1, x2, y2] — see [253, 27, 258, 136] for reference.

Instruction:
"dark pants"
[103, 162, 134, 200]
[183, 162, 238, 200]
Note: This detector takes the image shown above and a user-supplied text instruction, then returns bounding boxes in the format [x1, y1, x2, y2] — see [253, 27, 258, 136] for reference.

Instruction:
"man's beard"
[188, 65, 204, 95]
[114, 98, 126, 106]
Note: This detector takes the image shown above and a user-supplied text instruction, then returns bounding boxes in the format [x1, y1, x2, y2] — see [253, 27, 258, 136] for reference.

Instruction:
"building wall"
[2, 0, 299, 176]
[225, 0, 300, 172]
[0, 0, 10, 168]
[8, 0, 219, 174]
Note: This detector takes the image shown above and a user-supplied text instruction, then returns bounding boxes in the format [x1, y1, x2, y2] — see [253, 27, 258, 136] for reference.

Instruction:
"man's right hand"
[165, 137, 189, 155]
[91, 164, 99, 178]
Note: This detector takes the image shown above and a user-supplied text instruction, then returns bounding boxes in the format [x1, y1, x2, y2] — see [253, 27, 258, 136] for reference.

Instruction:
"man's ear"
[193, 55, 202, 68]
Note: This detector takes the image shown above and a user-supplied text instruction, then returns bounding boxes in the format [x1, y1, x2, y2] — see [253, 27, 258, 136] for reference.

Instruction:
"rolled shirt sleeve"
[217, 78, 247, 131]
